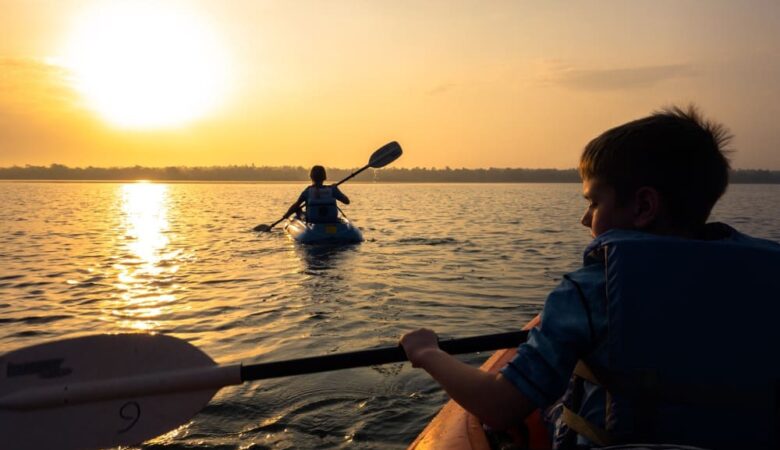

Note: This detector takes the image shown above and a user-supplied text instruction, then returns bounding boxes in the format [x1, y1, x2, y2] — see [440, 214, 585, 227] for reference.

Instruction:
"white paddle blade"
[0, 334, 238, 450]
[368, 141, 403, 168]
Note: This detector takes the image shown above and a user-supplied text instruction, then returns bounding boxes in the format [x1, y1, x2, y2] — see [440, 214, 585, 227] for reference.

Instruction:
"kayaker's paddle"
[252, 141, 402, 232]
[333, 140, 403, 187]
[0, 329, 525, 450]
[253, 216, 284, 232]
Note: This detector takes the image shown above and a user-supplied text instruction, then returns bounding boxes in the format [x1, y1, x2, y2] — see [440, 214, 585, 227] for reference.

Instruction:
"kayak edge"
[407, 315, 546, 450]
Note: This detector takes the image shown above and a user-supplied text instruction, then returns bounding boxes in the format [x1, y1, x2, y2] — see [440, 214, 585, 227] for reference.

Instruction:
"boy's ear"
[632, 186, 661, 229]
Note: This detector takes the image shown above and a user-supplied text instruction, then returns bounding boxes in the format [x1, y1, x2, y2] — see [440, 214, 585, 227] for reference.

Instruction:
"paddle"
[252, 217, 284, 232]
[252, 141, 403, 231]
[0, 329, 526, 450]
[333, 140, 403, 187]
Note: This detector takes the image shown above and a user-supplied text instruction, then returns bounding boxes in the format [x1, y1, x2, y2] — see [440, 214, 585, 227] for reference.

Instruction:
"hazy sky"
[1, 0, 779, 169]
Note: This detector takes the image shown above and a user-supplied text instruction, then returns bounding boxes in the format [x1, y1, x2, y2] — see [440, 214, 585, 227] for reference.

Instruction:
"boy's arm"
[400, 328, 536, 430]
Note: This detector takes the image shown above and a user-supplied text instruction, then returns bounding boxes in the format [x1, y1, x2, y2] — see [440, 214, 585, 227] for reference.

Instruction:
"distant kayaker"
[401, 105, 780, 449]
[283, 165, 350, 223]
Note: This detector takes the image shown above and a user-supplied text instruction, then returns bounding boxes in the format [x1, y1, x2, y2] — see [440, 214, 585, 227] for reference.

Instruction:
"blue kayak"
[284, 217, 363, 245]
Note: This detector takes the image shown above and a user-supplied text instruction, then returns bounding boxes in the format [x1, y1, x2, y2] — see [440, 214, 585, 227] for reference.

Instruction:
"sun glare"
[63, 2, 230, 129]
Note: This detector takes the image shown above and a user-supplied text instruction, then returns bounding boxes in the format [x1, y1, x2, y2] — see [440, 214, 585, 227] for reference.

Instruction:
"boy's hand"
[402, 328, 537, 430]
[400, 328, 441, 368]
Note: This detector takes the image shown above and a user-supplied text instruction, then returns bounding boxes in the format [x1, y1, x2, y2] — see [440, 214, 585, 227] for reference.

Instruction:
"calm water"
[1, 182, 779, 449]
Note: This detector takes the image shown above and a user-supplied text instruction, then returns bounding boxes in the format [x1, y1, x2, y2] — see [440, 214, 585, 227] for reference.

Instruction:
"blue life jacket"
[561, 227, 780, 449]
[305, 186, 338, 223]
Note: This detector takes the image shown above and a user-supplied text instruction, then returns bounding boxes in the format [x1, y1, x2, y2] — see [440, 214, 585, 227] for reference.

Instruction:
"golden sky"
[1, 0, 779, 169]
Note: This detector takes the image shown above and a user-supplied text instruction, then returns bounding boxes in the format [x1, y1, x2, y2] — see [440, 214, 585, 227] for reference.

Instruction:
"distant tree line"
[0, 164, 779, 183]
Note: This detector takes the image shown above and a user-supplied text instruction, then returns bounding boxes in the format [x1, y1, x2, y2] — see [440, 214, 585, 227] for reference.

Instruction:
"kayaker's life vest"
[305, 185, 338, 223]
[559, 229, 780, 449]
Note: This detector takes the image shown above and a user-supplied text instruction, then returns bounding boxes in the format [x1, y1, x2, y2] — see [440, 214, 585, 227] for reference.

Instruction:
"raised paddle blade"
[368, 141, 403, 169]
[0, 334, 240, 450]
[332, 142, 404, 187]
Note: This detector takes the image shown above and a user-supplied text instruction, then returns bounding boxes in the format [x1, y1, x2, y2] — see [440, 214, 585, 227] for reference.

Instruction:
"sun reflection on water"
[109, 182, 184, 331]
[124, 182, 169, 262]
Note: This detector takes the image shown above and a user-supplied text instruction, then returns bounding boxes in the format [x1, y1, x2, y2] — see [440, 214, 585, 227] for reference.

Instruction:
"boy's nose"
[580, 210, 591, 228]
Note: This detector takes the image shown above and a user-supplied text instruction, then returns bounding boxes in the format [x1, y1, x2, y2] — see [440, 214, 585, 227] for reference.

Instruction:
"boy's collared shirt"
[500, 259, 609, 440]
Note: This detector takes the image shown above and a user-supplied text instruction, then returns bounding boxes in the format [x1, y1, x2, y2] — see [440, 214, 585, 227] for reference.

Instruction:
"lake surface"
[1, 182, 778, 449]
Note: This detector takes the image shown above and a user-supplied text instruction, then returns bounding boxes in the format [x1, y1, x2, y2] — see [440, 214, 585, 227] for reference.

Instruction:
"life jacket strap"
[561, 405, 615, 447]
[558, 360, 615, 448]
[571, 359, 661, 442]
[573, 360, 600, 385]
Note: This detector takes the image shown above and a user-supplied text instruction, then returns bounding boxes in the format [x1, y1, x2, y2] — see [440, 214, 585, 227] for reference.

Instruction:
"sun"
[62, 3, 231, 129]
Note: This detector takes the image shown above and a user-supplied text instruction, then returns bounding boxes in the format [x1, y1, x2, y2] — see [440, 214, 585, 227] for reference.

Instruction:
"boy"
[401, 106, 780, 449]
[283, 165, 350, 223]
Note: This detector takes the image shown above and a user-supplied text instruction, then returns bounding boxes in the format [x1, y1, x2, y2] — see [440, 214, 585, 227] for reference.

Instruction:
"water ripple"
[0, 314, 72, 324]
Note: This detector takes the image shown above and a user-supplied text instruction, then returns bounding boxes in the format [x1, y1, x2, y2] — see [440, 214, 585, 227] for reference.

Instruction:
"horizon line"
[1, 165, 779, 184]
[2, 163, 780, 171]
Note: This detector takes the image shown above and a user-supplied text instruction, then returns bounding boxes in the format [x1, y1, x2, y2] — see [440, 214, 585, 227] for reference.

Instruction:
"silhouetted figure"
[283, 165, 350, 223]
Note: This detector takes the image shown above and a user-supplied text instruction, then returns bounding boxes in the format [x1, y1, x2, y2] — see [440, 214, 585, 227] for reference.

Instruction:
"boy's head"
[579, 105, 732, 237]
[310, 165, 327, 184]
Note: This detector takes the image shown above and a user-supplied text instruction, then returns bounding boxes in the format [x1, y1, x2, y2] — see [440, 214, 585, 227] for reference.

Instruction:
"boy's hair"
[579, 105, 732, 229]
[310, 165, 327, 183]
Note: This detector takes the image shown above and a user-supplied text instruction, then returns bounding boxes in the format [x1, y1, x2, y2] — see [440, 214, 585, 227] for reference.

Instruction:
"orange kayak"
[407, 315, 551, 450]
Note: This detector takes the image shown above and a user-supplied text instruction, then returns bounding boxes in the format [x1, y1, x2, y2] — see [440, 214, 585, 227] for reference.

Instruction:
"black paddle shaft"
[332, 141, 402, 187]
[333, 164, 369, 187]
[240, 330, 529, 381]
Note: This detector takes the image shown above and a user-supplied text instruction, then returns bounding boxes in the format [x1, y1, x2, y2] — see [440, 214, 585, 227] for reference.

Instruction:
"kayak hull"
[407, 315, 550, 450]
[284, 217, 363, 245]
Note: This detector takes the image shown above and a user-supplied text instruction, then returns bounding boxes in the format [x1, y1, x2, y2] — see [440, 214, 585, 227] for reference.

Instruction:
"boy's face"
[581, 178, 635, 237]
